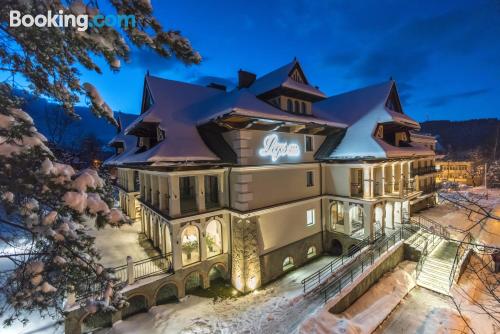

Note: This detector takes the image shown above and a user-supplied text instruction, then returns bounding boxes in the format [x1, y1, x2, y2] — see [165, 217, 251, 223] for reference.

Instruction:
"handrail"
[301, 230, 383, 293]
[448, 233, 473, 287]
[319, 226, 412, 304]
[410, 215, 450, 239]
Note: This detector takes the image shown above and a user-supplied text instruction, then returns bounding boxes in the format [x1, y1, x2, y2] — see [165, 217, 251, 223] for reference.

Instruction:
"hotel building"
[104, 60, 437, 293]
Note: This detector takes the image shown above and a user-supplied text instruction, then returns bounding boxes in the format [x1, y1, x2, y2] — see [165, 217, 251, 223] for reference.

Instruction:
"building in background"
[104, 59, 437, 294]
[436, 160, 483, 186]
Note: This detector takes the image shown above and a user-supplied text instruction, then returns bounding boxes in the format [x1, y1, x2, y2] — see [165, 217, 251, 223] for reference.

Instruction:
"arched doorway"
[330, 239, 343, 256]
[185, 271, 202, 293]
[208, 263, 227, 283]
[155, 283, 178, 305]
[122, 295, 148, 319]
[81, 312, 112, 333]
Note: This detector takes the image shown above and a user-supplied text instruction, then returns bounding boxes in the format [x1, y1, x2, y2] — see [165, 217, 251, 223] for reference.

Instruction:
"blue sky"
[73, 0, 500, 121]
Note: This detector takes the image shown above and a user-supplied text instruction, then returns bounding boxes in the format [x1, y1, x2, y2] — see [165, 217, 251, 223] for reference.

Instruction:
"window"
[331, 201, 344, 229]
[301, 102, 307, 114]
[206, 219, 222, 258]
[294, 100, 300, 113]
[180, 176, 197, 213]
[307, 246, 316, 258]
[287, 99, 293, 112]
[204, 175, 219, 209]
[305, 135, 313, 152]
[282, 256, 294, 271]
[306, 209, 315, 226]
[306, 171, 314, 187]
[181, 225, 200, 266]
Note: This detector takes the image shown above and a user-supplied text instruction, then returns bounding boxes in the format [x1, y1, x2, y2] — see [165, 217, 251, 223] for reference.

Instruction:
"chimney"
[207, 82, 227, 91]
[238, 70, 256, 89]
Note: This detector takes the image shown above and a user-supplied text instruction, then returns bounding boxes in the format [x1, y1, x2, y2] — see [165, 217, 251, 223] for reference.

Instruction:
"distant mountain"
[16, 91, 137, 152]
[420, 118, 499, 160]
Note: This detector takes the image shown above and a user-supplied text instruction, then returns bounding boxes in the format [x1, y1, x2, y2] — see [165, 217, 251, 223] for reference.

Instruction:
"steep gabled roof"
[248, 60, 326, 98]
[104, 113, 140, 166]
[314, 81, 431, 160]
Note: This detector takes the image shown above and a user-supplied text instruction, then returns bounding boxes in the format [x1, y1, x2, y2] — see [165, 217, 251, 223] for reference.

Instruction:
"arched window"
[181, 225, 200, 266]
[301, 102, 307, 114]
[287, 99, 293, 112]
[307, 246, 316, 258]
[282, 256, 294, 271]
[349, 204, 364, 232]
[294, 100, 300, 113]
[331, 201, 344, 230]
[206, 219, 223, 258]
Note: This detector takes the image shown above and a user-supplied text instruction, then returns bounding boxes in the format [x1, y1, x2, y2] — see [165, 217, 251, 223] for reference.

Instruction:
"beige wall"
[323, 164, 351, 197]
[256, 199, 322, 254]
[230, 164, 320, 210]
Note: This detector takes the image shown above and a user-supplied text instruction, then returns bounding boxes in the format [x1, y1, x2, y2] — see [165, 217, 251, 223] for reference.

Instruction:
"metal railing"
[319, 227, 414, 304]
[410, 215, 450, 239]
[449, 233, 473, 287]
[301, 230, 384, 293]
[411, 166, 438, 177]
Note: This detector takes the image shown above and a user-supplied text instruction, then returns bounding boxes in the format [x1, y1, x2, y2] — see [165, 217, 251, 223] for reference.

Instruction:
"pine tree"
[0, 0, 200, 326]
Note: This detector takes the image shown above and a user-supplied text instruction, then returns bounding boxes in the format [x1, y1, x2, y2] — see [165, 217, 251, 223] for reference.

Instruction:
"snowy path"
[98, 255, 336, 334]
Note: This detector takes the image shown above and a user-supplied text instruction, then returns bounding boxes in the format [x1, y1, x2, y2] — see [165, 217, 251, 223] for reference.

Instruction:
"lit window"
[282, 256, 294, 271]
[306, 209, 315, 226]
[305, 135, 313, 152]
[307, 246, 316, 258]
[331, 201, 344, 229]
[306, 171, 314, 187]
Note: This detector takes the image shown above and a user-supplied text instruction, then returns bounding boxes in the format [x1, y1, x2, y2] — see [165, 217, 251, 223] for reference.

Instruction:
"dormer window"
[294, 100, 300, 113]
[287, 99, 293, 112]
[157, 127, 165, 141]
[301, 102, 307, 114]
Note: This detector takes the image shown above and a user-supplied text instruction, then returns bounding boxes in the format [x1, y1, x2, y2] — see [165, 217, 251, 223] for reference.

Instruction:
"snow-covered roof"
[248, 60, 326, 98]
[104, 115, 140, 166]
[314, 81, 432, 160]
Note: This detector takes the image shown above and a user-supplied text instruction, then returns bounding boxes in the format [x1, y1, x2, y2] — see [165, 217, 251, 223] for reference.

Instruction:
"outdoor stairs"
[416, 240, 459, 295]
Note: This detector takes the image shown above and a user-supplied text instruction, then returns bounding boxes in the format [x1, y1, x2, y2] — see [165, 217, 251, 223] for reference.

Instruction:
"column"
[144, 173, 151, 203]
[391, 164, 396, 193]
[200, 221, 207, 261]
[370, 166, 375, 198]
[196, 175, 206, 212]
[217, 174, 225, 207]
[363, 166, 371, 199]
[380, 165, 386, 196]
[363, 204, 374, 241]
[171, 224, 182, 271]
[127, 170, 134, 192]
[151, 175, 159, 208]
[343, 201, 351, 235]
[167, 174, 180, 216]
[158, 176, 168, 212]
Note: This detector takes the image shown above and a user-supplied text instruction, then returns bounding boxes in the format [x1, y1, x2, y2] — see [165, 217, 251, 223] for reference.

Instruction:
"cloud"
[424, 88, 490, 108]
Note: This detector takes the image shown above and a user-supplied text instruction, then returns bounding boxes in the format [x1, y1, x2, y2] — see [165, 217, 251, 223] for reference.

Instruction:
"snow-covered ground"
[97, 255, 336, 334]
[84, 219, 160, 268]
[300, 261, 416, 334]
[421, 187, 499, 246]
[375, 255, 499, 334]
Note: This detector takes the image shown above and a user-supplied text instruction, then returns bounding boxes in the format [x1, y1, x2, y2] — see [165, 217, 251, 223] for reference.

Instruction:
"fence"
[320, 227, 412, 304]
[301, 229, 385, 293]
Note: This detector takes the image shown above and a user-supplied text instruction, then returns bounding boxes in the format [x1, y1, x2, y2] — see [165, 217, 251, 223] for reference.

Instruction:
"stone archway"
[185, 271, 203, 293]
[122, 294, 148, 319]
[330, 239, 343, 256]
[155, 283, 179, 305]
[81, 311, 112, 334]
[208, 263, 227, 283]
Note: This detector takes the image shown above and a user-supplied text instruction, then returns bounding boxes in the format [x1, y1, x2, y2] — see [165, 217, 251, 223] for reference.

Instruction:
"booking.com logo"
[9, 10, 136, 31]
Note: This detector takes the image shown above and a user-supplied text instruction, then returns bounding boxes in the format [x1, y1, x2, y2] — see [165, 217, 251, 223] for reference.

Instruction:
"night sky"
[46, 0, 500, 121]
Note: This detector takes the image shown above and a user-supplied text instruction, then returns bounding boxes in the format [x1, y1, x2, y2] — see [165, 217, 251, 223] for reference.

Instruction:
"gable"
[385, 84, 403, 114]
[140, 81, 154, 114]
[288, 63, 309, 85]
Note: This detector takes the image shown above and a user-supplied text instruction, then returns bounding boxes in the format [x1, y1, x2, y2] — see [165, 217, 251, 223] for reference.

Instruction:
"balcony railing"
[411, 166, 438, 177]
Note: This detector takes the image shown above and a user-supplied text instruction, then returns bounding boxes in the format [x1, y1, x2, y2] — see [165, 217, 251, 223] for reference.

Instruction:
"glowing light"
[258, 134, 300, 161]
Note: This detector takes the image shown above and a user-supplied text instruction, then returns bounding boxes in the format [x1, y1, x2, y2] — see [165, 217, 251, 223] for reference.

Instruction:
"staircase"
[416, 240, 459, 295]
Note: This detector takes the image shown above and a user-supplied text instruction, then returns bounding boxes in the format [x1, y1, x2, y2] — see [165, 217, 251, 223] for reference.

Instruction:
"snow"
[375, 255, 499, 334]
[95, 255, 335, 334]
[421, 187, 500, 247]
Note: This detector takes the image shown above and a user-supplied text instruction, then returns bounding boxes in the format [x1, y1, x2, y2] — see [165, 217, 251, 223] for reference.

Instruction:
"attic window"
[290, 68, 304, 83]
[157, 127, 165, 141]
[375, 125, 383, 139]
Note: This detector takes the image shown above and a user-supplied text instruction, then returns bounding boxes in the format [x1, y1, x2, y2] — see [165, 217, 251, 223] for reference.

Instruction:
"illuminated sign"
[258, 134, 300, 161]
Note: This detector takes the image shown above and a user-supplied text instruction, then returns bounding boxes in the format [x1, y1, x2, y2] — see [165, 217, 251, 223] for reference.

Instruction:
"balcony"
[350, 183, 364, 197]
[411, 166, 438, 177]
